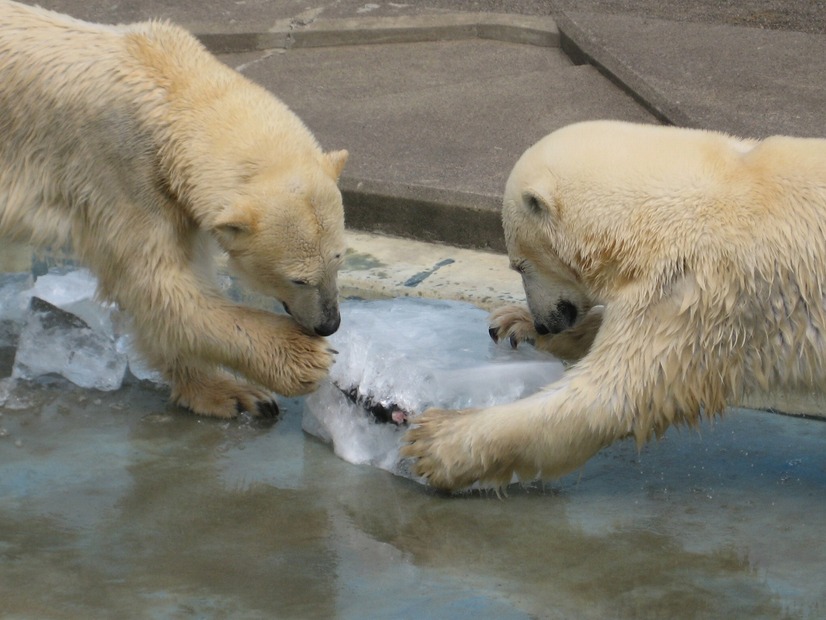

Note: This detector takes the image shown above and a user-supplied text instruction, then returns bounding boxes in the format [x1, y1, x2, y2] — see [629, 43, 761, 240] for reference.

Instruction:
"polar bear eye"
[291, 279, 310, 286]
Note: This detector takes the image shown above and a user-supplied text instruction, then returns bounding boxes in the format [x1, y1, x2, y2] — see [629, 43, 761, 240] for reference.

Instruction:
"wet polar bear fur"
[404, 120, 826, 491]
[0, 1, 348, 417]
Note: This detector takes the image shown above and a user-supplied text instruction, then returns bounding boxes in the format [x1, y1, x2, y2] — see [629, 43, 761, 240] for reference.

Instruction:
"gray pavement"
[556, 9, 826, 138]
[217, 38, 655, 251]
[18, 1, 826, 250]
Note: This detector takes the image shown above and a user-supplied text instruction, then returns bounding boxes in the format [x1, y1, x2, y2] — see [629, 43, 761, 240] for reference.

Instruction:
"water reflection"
[0, 379, 824, 619]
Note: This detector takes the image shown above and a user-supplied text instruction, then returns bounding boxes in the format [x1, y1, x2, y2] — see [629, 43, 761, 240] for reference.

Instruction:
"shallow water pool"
[1, 377, 825, 619]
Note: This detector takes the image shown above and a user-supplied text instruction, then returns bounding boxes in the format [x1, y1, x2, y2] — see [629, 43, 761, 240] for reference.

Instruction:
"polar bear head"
[501, 125, 607, 336]
[503, 120, 762, 338]
[128, 27, 351, 337]
[212, 150, 349, 337]
[503, 121, 689, 335]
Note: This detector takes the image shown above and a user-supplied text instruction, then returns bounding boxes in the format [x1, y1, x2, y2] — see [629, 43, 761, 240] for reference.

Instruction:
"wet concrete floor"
[1, 374, 825, 619]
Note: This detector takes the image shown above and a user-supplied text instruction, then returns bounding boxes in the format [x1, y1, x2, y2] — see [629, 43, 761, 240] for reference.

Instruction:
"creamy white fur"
[404, 120, 826, 491]
[0, 0, 348, 417]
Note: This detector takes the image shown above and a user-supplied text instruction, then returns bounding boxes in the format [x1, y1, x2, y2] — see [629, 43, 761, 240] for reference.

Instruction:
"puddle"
[1, 377, 825, 618]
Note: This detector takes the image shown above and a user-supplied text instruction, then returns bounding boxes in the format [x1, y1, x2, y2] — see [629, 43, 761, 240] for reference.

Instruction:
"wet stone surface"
[1, 376, 825, 619]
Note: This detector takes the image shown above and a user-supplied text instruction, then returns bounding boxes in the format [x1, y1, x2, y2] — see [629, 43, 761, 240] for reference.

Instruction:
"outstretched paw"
[488, 305, 538, 349]
[251, 398, 280, 419]
[401, 408, 519, 492]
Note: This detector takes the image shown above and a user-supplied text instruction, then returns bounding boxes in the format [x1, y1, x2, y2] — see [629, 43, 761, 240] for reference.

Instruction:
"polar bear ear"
[522, 189, 554, 217]
[325, 149, 349, 181]
[212, 208, 256, 245]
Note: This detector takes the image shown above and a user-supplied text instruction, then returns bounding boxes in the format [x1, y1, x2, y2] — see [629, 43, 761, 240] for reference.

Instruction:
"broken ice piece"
[115, 332, 166, 385]
[0, 272, 33, 347]
[27, 269, 116, 335]
[302, 298, 566, 480]
[12, 297, 127, 391]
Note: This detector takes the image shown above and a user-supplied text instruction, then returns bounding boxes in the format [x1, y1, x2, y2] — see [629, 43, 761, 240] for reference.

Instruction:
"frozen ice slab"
[303, 298, 565, 479]
[13, 297, 127, 391]
[2, 269, 112, 350]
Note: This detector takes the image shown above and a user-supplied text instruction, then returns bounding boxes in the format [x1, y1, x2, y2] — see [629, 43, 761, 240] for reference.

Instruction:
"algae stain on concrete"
[343, 249, 385, 271]
[404, 258, 456, 287]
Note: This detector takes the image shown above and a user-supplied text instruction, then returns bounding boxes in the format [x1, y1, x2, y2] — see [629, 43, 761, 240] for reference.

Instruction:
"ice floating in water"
[302, 298, 566, 479]
[0, 268, 111, 345]
[116, 332, 166, 385]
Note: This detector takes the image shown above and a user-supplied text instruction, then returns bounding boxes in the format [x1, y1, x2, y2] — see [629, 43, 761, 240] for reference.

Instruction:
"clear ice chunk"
[116, 332, 166, 385]
[4, 269, 167, 389]
[27, 269, 116, 335]
[12, 297, 127, 391]
[302, 298, 566, 480]
[0, 272, 34, 347]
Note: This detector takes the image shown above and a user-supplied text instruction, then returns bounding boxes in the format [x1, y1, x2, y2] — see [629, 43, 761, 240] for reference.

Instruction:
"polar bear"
[0, 1, 348, 417]
[403, 120, 826, 491]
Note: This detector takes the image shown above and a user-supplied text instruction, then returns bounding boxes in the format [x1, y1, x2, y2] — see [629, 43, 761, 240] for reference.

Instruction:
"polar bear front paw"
[269, 322, 335, 396]
[402, 408, 520, 492]
[172, 371, 279, 419]
[488, 305, 538, 349]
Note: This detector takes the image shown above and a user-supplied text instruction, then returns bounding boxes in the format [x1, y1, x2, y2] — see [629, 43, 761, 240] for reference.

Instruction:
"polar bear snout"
[310, 296, 341, 336]
[535, 299, 579, 335]
[313, 309, 341, 337]
[283, 299, 341, 336]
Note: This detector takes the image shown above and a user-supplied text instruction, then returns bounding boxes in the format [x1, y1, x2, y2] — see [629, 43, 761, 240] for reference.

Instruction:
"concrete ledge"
[553, 10, 691, 128]
[196, 32, 290, 54]
[197, 14, 561, 255]
[339, 231, 524, 310]
[340, 178, 505, 253]
[198, 13, 558, 54]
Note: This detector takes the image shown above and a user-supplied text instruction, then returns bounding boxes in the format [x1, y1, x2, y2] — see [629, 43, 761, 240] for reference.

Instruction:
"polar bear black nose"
[314, 312, 341, 337]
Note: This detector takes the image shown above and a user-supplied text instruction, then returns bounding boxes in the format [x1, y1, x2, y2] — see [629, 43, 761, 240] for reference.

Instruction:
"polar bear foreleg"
[116, 266, 333, 417]
[404, 303, 722, 492]
[402, 390, 621, 491]
[402, 346, 680, 492]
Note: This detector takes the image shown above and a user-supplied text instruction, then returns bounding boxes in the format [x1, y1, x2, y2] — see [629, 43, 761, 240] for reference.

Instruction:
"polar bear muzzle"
[313, 306, 341, 337]
[534, 299, 579, 335]
[282, 294, 341, 337]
